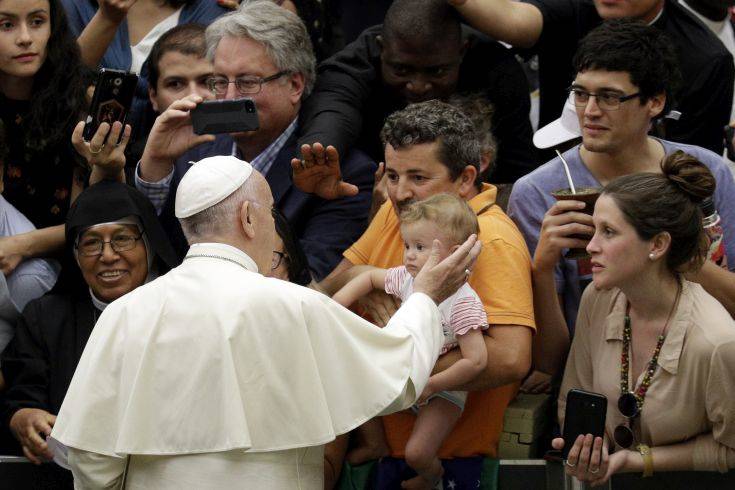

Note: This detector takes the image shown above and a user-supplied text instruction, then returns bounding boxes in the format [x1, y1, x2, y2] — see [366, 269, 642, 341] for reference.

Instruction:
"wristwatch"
[636, 443, 653, 477]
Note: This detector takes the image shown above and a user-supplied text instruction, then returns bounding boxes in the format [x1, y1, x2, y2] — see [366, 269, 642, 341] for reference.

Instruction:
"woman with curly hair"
[0, 0, 91, 283]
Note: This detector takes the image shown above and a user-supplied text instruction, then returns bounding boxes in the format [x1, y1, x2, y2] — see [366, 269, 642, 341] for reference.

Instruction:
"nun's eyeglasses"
[77, 234, 143, 257]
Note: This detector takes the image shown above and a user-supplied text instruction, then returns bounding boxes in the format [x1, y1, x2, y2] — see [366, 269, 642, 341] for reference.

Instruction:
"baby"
[333, 193, 488, 489]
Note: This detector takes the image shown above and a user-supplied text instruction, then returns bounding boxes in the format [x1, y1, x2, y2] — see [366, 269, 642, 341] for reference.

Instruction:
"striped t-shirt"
[384, 266, 489, 354]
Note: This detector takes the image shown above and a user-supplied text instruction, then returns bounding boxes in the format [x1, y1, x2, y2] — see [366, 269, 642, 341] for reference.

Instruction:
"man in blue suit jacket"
[134, 2, 375, 281]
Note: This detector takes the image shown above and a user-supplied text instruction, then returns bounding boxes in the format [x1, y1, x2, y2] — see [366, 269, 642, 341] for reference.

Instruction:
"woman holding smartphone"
[553, 151, 735, 486]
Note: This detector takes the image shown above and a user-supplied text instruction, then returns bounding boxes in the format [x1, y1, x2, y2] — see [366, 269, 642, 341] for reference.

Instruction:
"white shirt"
[129, 8, 182, 75]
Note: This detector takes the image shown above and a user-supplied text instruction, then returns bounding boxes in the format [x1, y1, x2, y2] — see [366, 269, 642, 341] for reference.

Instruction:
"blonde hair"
[399, 194, 479, 244]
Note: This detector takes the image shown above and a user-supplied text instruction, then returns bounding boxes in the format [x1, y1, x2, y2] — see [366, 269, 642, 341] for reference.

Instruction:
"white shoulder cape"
[51, 246, 443, 456]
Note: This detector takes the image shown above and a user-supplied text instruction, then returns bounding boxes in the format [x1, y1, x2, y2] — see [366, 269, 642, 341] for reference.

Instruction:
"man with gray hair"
[50, 155, 480, 489]
[134, 0, 375, 279]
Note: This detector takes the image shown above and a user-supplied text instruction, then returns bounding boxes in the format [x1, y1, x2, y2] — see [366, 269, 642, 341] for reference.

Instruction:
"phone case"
[190, 98, 259, 135]
[83, 69, 138, 142]
[562, 389, 607, 459]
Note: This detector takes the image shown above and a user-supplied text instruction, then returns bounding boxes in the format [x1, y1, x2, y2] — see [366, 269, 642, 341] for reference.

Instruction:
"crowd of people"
[0, 0, 734, 488]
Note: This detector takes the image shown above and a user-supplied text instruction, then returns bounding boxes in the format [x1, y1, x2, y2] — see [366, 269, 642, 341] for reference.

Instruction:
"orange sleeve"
[343, 202, 392, 266]
[471, 234, 536, 330]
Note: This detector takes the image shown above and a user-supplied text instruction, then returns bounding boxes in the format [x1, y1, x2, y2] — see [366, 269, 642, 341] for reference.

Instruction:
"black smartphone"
[562, 389, 607, 459]
[83, 69, 138, 142]
[190, 98, 259, 135]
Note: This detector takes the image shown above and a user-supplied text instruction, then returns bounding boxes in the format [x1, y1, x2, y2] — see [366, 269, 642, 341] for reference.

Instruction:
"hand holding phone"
[84, 69, 138, 143]
[561, 389, 607, 459]
[139, 95, 217, 180]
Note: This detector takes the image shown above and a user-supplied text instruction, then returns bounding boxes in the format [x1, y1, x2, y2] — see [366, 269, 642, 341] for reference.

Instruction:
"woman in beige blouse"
[552, 151, 735, 487]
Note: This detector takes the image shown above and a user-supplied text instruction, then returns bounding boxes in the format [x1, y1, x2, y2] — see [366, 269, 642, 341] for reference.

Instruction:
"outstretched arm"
[448, 0, 544, 49]
[332, 268, 386, 309]
[75, 1, 137, 67]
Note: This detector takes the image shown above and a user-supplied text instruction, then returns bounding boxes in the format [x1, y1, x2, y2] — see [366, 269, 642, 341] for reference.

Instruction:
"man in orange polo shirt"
[296, 100, 535, 485]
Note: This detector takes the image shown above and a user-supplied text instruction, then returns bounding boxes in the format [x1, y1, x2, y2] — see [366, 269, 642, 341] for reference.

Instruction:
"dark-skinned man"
[294, 0, 537, 201]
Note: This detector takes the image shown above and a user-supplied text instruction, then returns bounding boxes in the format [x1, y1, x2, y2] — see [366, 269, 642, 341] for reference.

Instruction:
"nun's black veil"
[61, 181, 179, 291]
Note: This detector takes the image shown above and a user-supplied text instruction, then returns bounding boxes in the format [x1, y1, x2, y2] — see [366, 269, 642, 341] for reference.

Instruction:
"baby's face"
[400, 220, 456, 277]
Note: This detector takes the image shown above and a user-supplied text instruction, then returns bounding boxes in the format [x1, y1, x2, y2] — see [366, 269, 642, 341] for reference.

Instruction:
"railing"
[2, 456, 734, 489]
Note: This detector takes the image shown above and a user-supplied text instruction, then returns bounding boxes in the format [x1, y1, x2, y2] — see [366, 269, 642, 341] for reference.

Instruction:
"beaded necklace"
[620, 283, 681, 411]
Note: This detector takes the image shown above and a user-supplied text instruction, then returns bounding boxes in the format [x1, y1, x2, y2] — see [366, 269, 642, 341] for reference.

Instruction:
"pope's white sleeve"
[67, 447, 127, 490]
[378, 292, 444, 414]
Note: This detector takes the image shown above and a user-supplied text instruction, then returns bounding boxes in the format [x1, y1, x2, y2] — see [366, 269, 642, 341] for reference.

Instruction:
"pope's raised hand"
[413, 234, 482, 304]
[291, 143, 359, 200]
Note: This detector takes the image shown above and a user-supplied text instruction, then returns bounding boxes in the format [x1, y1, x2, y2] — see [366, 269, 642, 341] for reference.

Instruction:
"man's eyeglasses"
[271, 251, 288, 270]
[76, 234, 143, 257]
[568, 87, 642, 111]
[207, 71, 290, 96]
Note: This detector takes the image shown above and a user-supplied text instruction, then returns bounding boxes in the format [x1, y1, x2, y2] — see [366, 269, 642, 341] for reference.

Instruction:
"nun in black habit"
[0, 180, 178, 465]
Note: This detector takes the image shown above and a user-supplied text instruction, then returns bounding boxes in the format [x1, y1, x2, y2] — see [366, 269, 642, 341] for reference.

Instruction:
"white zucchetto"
[175, 155, 254, 218]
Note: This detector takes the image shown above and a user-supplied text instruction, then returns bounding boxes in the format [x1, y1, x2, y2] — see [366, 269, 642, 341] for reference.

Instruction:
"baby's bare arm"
[426, 329, 487, 393]
[332, 268, 387, 308]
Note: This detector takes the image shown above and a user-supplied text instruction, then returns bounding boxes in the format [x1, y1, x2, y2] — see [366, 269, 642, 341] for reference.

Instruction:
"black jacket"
[1, 294, 96, 427]
[298, 25, 538, 183]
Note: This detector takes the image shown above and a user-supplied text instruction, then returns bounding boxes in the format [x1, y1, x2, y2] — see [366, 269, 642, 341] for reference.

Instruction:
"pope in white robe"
[50, 156, 480, 489]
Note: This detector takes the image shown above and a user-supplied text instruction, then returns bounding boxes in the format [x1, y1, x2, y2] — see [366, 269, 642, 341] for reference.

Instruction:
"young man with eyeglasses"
[448, 0, 734, 155]
[506, 20, 735, 384]
[132, 1, 375, 278]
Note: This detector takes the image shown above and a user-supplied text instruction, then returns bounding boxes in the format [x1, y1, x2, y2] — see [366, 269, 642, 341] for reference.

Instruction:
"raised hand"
[72, 121, 130, 182]
[98, 0, 138, 24]
[140, 94, 215, 181]
[369, 162, 388, 221]
[291, 143, 359, 200]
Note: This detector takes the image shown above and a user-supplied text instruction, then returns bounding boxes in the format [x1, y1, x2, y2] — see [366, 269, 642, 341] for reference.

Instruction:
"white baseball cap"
[533, 98, 581, 149]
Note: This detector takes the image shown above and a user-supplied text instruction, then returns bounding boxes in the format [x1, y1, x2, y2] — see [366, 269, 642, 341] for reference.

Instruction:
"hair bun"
[661, 150, 716, 204]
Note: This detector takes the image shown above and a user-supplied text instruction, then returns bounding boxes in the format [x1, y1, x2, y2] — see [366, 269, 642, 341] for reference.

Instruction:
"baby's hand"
[417, 381, 436, 406]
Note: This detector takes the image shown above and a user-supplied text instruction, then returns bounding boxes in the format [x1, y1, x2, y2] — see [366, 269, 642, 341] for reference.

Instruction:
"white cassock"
[51, 243, 444, 489]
